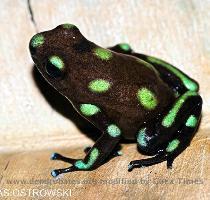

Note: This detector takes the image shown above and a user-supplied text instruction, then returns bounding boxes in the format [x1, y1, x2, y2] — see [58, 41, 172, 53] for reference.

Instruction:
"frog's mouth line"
[31, 55, 39, 64]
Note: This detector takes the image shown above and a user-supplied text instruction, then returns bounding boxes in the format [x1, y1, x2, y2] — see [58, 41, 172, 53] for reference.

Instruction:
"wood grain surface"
[0, 0, 209, 199]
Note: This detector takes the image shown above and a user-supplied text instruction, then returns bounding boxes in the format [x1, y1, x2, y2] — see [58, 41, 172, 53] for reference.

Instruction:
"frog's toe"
[116, 151, 123, 156]
[128, 154, 167, 171]
[128, 160, 145, 172]
[50, 152, 60, 160]
[128, 162, 135, 172]
[50, 152, 77, 164]
[51, 169, 60, 177]
[51, 166, 78, 177]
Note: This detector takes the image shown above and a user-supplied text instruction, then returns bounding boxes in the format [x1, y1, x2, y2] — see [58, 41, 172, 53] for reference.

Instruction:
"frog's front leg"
[128, 91, 202, 171]
[51, 104, 121, 177]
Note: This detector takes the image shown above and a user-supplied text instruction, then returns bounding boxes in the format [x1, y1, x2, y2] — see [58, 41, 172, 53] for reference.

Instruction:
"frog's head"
[29, 24, 93, 94]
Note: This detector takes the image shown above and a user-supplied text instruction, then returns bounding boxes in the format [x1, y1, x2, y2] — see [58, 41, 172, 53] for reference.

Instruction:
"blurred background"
[0, 1, 209, 199]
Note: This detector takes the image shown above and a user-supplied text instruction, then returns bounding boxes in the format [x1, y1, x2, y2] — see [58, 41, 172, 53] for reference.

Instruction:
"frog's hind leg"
[132, 54, 199, 95]
[109, 44, 199, 95]
[128, 91, 202, 171]
[109, 44, 202, 170]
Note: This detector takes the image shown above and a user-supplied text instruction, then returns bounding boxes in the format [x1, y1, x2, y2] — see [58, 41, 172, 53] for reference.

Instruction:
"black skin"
[29, 24, 202, 177]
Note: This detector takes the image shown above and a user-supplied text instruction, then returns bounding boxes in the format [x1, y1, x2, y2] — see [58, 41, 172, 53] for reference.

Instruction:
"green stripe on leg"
[162, 91, 197, 128]
[74, 148, 99, 169]
[147, 56, 198, 92]
[166, 139, 180, 152]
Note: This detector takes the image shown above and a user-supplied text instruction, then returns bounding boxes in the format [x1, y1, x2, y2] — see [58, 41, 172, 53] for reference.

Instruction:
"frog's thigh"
[135, 55, 199, 94]
[137, 91, 202, 152]
[129, 91, 202, 171]
[109, 44, 199, 95]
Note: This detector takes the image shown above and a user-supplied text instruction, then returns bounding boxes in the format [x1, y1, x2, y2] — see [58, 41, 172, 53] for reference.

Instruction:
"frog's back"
[71, 51, 175, 139]
[105, 53, 175, 139]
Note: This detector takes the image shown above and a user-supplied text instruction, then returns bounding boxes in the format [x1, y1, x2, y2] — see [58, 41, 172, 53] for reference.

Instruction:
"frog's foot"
[129, 91, 202, 172]
[50, 123, 121, 177]
[51, 144, 122, 177]
[50, 153, 80, 177]
[50, 142, 122, 178]
[128, 149, 180, 171]
[128, 153, 167, 172]
[50, 153, 98, 177]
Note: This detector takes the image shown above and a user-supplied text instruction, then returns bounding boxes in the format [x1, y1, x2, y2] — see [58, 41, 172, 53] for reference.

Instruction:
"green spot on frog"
[80, 104, 101, 116]
[166, 139, 180, 152]
[137, 88, 158, 110]
[119, 43, 131, 51]
[62, 23, 76, 29]
[162, 91, 197, 128]
[88, 79, 111, 93]
[49, 56, 64, 70]
[137, 128, 147, 147]
[107, 124, 121, 137]
[30, 34, 44, 48]
[94, 48, 112, 61]
[186, 115, 197, 127]
[74, 148, 99, 169]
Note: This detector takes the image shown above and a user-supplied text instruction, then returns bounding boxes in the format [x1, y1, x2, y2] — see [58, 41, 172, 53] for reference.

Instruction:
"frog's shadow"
[32, 66, 101, 141]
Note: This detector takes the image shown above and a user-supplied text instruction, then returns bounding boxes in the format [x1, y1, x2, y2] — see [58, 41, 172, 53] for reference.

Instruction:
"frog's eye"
[45, 55, 65, 78]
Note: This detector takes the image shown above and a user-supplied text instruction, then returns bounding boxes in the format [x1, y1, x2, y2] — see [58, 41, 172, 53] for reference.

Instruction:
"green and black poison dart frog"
[29, 24, 202, 177]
